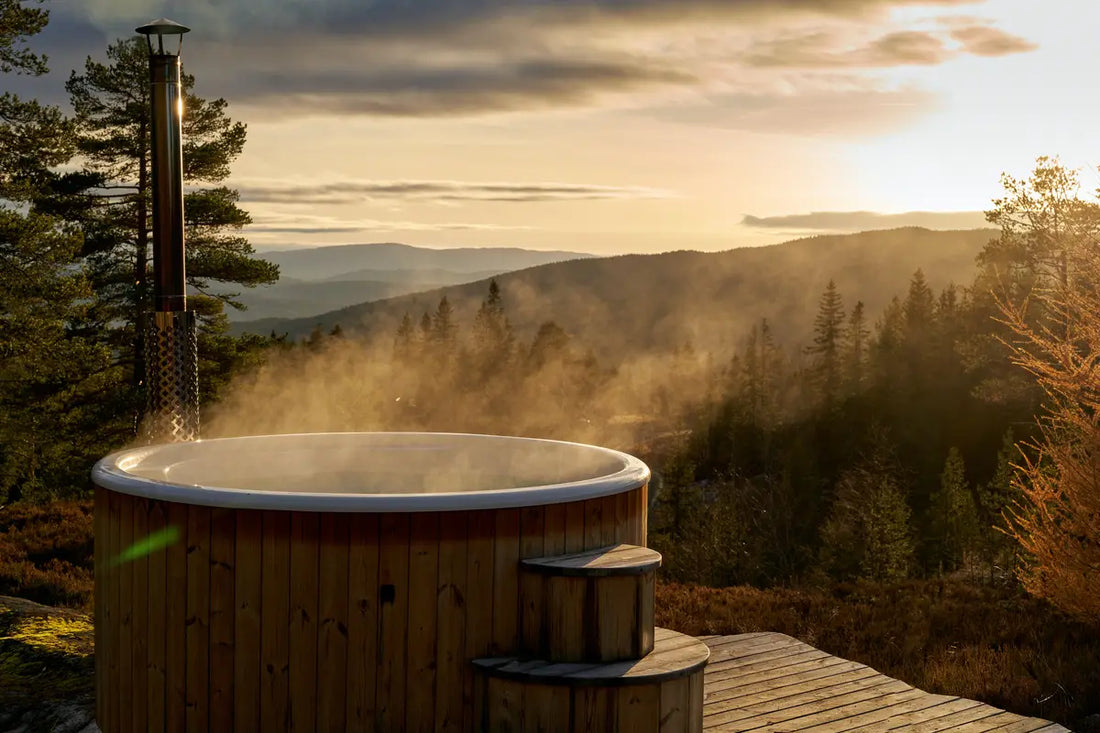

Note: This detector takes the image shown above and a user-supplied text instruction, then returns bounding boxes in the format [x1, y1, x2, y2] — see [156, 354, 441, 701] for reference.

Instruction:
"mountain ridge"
[258, 242, 594, 281]
[234, 227, 996, 359]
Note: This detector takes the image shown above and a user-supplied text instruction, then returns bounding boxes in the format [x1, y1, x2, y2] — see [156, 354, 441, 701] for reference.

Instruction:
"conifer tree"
[843, 300, 869, 395]
[861, 479, 914, 582]
[393, 313, 415, 361]
[0, 0, 116, 500]
[807, 280, 844, 405]
[976, 429, 1021, 580]
[929, 447, 979, 573]
[431, 296, 457, 347]
[740, 319, 782, 428]
[819, 438, 913, 582]
[52, 36, 277, 416]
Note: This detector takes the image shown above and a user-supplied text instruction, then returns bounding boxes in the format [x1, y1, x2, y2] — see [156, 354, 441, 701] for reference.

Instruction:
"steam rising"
[203, 322, 716, 457]
[119, 433, 636, 495]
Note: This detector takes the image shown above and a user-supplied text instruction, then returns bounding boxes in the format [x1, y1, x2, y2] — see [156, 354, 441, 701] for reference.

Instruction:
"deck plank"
[705, 666, 880, 707]
[947, 712, 1027, 732]
[699, 635, 1069, 733]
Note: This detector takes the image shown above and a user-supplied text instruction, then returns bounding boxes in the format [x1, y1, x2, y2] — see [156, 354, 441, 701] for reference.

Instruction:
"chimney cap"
[136, 18, 191, 36]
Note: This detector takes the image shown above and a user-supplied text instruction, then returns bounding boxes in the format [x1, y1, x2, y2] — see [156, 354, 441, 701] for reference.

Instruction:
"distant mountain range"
[229, 243, 592, 321]
[233, 228, 996, 359]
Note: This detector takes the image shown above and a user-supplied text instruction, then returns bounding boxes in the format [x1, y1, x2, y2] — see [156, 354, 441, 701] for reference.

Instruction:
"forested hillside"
[236, 227, 993, 357]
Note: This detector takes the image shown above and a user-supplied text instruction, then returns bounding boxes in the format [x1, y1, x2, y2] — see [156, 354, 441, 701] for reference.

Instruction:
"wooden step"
[521, 543, 662, 576]
[473, 627, 708, 732]
[519, 543, 661, 662]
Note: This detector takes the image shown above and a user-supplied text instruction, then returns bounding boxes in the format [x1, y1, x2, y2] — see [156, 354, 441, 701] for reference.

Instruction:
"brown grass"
[0, 501, 94, 609]
[657, 579, 1100, 730]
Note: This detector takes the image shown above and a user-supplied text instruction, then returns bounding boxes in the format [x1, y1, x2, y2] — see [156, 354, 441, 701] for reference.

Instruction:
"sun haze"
[23, 0, 1087, 254]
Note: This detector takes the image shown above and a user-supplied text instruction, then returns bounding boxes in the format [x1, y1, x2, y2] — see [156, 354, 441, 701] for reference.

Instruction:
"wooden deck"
[699, 634, 1069, 733]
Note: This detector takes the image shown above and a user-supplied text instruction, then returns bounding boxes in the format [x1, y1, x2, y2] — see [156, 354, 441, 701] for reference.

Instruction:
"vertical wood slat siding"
[491, 509, 521, 656]
[407, 513, 440, 732]
[376, 513, 410, 731]
[583, 498, 604, 549]
[130, 498, 150, 733]
[288, 513, 319, 733]
[208, 508, 236, 733]
[108, 489, 118, 732]
[97, 486, 646, 733]
[147, 500, 168, 733]
[93, 488, 106, 730]
[165, 501, 188, 733]
[318, 514, 350, 732]
[518, 507, 546, 656]
[117, 495, 132, 733]
[544, 503, 567, 557]
[234, 510, 263, 733]
[462, 510, 495, 733]
[185, 505, 211, 733]
[475, 670, 702, 733]
[346, 514, 380, 731]
[260, 511, 291, 731]
[435, 514, 468, 732]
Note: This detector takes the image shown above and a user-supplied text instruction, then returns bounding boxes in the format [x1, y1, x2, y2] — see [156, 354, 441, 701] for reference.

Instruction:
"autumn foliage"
[999, 242, 1100, 622]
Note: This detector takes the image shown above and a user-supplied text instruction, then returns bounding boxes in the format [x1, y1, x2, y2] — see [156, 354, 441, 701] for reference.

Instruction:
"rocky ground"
[0, 596, 96, 733]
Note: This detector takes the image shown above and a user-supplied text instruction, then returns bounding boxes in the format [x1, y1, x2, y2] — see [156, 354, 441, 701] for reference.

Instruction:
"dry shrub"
[0, 501, 94, 608]
[657, 578, 1100, 729]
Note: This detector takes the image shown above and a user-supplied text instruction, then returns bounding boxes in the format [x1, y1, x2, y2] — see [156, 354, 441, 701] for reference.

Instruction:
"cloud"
[69, 0, 975, 39]
[742, 210, 989, 231]
[744, 30, 948, 68]
[231, 58, 695, 117]
[949, 26, 1038, 57]
[236, 179, 677, 205]
[656, 85, 939, 138]
[246, 212, 534, 235]
[35, 0, 1030, 127]
[742, 24, 1036, 69]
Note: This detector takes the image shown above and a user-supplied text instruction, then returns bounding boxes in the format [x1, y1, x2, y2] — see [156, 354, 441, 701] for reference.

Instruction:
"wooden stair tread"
[473, 627, 708, 686]
[520, 543, 662, 576]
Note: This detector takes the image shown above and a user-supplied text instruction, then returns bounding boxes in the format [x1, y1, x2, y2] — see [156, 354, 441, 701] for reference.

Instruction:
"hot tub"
[92, 432, 650, 732]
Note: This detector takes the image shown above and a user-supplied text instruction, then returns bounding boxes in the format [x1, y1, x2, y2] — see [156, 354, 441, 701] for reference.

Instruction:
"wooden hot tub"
[92, 432, 650, 732]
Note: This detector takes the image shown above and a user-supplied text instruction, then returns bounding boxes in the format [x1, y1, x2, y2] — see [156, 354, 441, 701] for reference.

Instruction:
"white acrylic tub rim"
[92, 432, 651, 513]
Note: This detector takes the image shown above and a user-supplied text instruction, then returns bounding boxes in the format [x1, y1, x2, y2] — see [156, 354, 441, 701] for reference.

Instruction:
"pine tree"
[740, 319, 782, 429]
[0, 0, 47, 76]
[528, 321, 571, 369]
[819, 438, 913, 582]
[473, 279, 514, 377]
[393, 313, 415, 361]
[976, 429, 1021, 580]
[53, 36, 277, 421]
[843, 300, 869, 395]
[806, 280, 845, 405]
[0, 0, 116, 500]
[419, 311, 432, 344]
[430, 296, 457, 347]
[903, 269, 935, 337]
[928, 447, 980, 573]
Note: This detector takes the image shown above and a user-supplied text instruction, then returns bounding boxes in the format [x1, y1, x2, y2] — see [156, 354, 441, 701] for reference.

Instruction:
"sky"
[14, 0, 1100, 254]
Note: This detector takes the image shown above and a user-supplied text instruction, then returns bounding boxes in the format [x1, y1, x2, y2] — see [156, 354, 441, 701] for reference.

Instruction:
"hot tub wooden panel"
[96, 485, 647, 732]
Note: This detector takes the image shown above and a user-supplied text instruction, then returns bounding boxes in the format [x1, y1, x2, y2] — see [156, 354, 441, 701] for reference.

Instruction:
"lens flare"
[110, 525, 181, 568]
